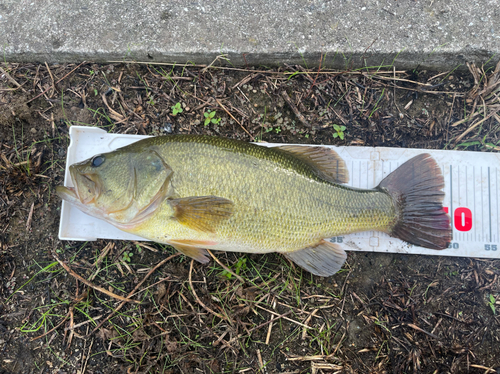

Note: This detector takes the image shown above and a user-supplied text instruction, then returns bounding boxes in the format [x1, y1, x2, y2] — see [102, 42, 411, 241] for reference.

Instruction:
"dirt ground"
[1, 60, 500, 374]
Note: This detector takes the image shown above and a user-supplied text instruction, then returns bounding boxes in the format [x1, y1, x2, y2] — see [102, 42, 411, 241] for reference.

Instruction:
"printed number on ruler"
[443, 207, 472, 232]
[443, 206, 470, 250]
[444, 207, 498, 251]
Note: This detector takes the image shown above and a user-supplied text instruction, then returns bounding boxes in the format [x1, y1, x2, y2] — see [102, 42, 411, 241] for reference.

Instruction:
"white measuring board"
[59, 126, 500, 259]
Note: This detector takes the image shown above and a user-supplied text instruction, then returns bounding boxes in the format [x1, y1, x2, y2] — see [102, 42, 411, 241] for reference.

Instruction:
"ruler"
[59, 126, 500, 259]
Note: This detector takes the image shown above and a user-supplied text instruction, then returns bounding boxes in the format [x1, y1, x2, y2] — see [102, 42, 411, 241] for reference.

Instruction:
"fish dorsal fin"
[283, 240, 347, 277]
[276, 145, 349, 184]
[168, 196, 234, 233]
[168, 240, 211, 264]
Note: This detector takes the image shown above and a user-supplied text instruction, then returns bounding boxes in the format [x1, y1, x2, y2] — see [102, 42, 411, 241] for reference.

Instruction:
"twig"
[26, 202, 34, 232]
[101, 93, 126, 122]
[454, 108, 500, 143]
[451, 111, 480, 127]
[44, 61, 56, 97]
[405, 323, 440, 340]
[280, 90, 312, 128]
[232, 73, 259, 90]
[65, 316, 102, 331]
[201, 54, 230, 73]
[92, 242, 114, 268]
[216, 98, 254, 140]
[265, 318, 273, 345]
[91, 253, 180, 334]
[26, 61, 87, 104]
[364, 73, 439, 87]
[133, 241, 158, 252]
[0, 67, 26, 92]
[53, 253, 140, 304]
[247, 310, 294, 333]
[470, 364, 496, 373]
[31, 313, 70, 341]
[107, 60, 404, 75]
[189, 259, 227, 320]
[287, 355, 337, 362]
[206, 249, 245, 283]
[311, 362, 343, 373]
[256, 349, 264, 372]
[81, 338, 94, 374]
[305, 53, 325, 97]
[302, 309, 319, 340]
[254, 304, 312, 329]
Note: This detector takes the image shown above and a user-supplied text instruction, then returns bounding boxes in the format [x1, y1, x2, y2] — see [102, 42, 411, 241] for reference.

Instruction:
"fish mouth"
[68, 165, 102, 205]
[56, 172, 105, 222]
[56, 165, 101, 208]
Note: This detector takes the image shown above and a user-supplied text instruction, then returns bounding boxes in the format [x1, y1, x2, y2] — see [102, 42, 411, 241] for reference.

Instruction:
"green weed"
[332, 124, 346, 140]
[171, 102, 183, 116]
[221, 258, 247, 280]
[204, 110, 221, 126]
[488, 294, 496, 315]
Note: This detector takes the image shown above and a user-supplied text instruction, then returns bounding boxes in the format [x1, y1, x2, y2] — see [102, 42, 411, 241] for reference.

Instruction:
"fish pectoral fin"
[283, 240, 347, 277]
[276, 145, 349, 184]
[168, 195, 234, 233]
[169, 241, 210, 264]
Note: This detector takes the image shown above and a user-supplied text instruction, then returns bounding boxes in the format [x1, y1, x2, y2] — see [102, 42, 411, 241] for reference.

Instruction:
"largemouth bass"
[57, 136, 451, 276]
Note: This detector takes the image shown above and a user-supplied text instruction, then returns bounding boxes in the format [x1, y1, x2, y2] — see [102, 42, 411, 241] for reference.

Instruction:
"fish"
[56, 135, 452, 277]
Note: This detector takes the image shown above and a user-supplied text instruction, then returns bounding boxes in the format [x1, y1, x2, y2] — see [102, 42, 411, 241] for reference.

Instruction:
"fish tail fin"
[378, 153, 452, 250]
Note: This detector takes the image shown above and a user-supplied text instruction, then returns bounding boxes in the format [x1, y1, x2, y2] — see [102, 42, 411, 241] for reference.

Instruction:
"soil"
[1, 61, 500, 374]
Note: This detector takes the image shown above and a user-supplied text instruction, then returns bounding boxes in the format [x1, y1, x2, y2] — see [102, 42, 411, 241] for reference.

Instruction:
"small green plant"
[122, 251, 133, 263]
[488, 294, 496, 315]
[332, 124, 346, 140]
[204, 110, 221, 126]
[171, 102, 183, 116]
[221, 258, 247, 280]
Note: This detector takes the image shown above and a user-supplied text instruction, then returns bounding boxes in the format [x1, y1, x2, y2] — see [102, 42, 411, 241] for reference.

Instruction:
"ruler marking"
[352, 161, 354, 187]
[466, 165, 468, 206]
[481, 167, 483, 241]
[450, 165, 453, 235]
[488, 167, 491, 243]
[466, 165, 468, 241]
[359, 161, 361, 189]
[366, 161, 369, 189]
[473, 166, 476, 241]
[458, 164, 460, 242]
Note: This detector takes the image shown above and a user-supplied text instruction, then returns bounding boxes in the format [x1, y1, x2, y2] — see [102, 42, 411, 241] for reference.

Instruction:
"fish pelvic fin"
[378, 153, 452, 250]
[283, 240, 347, 277]
[276, 145, 349, 184]
[168, 241, 210, 264]
[169, 195, 234, 233]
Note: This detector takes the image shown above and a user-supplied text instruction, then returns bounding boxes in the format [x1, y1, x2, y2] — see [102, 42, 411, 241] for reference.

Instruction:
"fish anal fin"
[169, 241, 211, 264]
[276, 145, 349, 184]
[169, 196, 234, 233]
[283, 240, 347, 277]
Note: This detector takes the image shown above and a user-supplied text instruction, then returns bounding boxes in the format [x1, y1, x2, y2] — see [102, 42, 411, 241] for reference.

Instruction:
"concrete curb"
[1, 1, 499, 70]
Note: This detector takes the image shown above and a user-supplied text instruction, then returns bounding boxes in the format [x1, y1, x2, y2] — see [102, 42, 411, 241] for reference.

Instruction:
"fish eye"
[91, 155, 105, 167]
